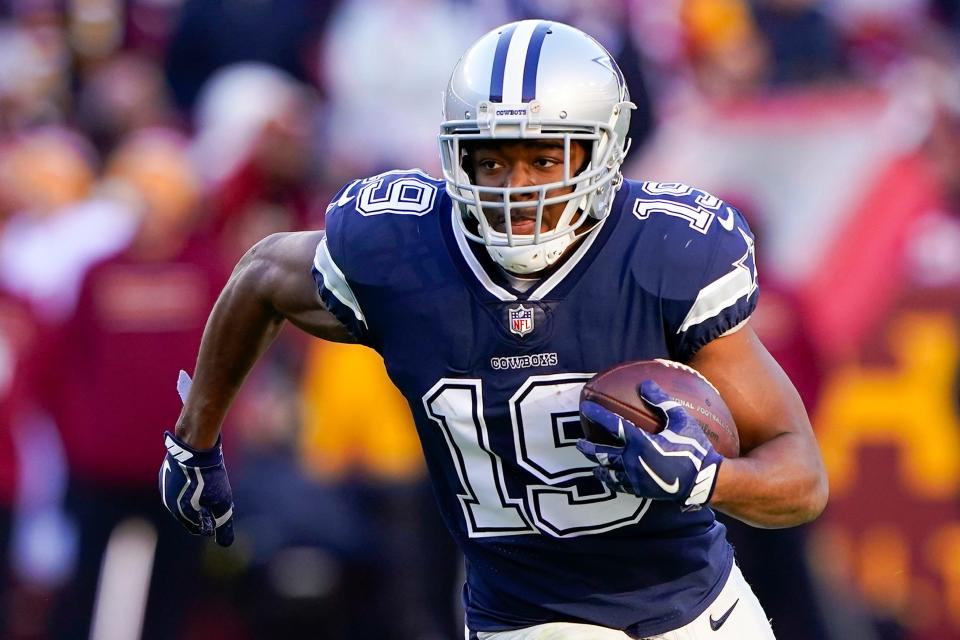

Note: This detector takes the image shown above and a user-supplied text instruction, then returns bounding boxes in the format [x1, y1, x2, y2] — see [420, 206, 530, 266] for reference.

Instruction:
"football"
[580, 359, 740, 458]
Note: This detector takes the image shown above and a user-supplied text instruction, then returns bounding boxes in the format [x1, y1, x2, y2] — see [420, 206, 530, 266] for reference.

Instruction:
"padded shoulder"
[313, 169, 448, 347]
[621, 180, 759, 360]
[323, 169, 447, 277]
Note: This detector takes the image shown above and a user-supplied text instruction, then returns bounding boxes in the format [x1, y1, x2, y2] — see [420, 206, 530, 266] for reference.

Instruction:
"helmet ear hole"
[459, 142, 477, 181]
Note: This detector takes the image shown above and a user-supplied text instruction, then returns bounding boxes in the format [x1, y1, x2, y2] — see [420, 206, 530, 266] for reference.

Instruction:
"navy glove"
[160, 431, 235, 546]
[577, 380, 723, 510]
[159, 371, 235, 546]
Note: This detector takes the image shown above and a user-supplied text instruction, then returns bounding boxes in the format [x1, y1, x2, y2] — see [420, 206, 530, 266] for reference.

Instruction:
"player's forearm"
[174, 246, 287, 449]
[709, 431, 828, 528]
[174, 231, 351, 449]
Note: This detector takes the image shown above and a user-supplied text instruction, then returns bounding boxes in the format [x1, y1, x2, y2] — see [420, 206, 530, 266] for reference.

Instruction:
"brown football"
[580, 359, 740, 458]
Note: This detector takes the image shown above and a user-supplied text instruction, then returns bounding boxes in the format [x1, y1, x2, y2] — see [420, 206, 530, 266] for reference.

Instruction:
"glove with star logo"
[577, 380, 723, 510]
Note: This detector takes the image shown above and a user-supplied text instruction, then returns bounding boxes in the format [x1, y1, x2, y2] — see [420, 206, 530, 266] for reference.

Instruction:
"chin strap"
[487, 230, 573, 275]
[484, 191, 590, 274]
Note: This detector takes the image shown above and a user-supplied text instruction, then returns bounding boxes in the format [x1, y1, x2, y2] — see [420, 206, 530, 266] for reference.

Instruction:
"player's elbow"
[232, 233, 289, 285]
[236, 232, 286, 272]
[757, 468, 828, 529]
[796, 465, 829, 524]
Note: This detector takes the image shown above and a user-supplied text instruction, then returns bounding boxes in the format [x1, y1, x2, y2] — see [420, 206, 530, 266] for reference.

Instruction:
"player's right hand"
[577, 381, 723, 511]
[159, 431, 235, 546]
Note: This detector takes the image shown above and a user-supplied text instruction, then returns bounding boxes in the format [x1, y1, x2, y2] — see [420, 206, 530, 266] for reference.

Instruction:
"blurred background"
[0, 0, 958, 639]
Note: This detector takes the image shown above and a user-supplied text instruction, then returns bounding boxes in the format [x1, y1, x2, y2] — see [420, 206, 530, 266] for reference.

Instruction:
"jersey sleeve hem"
[676, 297, 757, 361]
[669, 211, 759, 361]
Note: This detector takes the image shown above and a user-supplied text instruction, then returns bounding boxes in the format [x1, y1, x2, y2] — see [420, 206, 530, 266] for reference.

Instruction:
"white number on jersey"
[423, 376, 651, 539]
[354, 169, 438, 216]
[634, 182, 727, 234]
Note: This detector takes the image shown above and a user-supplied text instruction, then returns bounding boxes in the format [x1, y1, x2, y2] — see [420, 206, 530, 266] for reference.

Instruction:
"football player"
[160, 20, 827, 639]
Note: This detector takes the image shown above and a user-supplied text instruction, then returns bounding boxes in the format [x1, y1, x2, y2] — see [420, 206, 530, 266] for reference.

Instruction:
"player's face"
[467, 140, 587, 236]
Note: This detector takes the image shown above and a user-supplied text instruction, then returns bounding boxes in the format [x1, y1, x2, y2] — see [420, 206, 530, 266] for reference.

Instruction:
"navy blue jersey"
[312, 170, 759, 638]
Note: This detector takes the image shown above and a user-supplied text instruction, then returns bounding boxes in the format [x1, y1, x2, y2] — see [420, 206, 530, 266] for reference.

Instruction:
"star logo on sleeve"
[733, 227, 758, 297]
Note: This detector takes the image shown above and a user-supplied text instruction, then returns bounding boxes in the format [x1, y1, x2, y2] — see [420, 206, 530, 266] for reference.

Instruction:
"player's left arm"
[688, 323, 828, 528]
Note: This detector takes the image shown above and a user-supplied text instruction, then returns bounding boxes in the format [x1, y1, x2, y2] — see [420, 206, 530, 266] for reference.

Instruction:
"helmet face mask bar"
[439, 20, 634, 274]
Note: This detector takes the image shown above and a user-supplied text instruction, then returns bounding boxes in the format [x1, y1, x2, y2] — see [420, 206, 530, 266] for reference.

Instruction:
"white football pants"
[468, 563, 775, 640]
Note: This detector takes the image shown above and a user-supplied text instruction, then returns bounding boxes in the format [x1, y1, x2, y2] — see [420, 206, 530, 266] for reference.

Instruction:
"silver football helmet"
[440, 20, 634, 274]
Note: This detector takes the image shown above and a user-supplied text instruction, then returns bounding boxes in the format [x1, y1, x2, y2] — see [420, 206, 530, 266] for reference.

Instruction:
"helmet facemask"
[439, 21, 635, 275]
[440, 116, 630, 274]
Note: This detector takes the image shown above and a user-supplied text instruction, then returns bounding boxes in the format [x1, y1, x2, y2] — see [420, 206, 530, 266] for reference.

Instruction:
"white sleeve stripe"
[678, 265, 755, 334]
[313, 236, 368, 329]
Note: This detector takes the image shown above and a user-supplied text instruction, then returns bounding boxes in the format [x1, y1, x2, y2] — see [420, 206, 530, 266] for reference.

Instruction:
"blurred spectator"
[67, 0, 125, 66]
[0, 127, 136, 323]
[751, 0, 847, 86]
[507, 0, 656, 159]
[123, 0, 185, 56]
[0, 278, 41, 639]
[76, 52, 182, 155]
[164, 0, 338, 110]
[190, 63, 324, 266]
[830, 0, 932, 77]
[44, 129, 224, 640]
[681, 0, 772, 101]
[905, 114, 960, 284]
[932, 0, 960, 32]
[0, 324, 11, 637]
[301, 344, 425, 482]
[0, 126, 94, 217]
[191, 63, 313, 188]
[320, 0, 507, 177]
[911, 72, 960, 286]
[0, 16, 72, 130]
[300, 341, 461, 640]
[221, 341, 375, 639]
[0, 128, 103, 639]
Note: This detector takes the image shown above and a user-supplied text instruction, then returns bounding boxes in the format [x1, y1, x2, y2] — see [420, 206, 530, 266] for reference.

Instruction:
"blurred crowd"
[0, 1, 959, 639]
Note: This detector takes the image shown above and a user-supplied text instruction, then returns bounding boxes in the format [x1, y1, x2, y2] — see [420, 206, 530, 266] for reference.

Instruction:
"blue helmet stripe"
[489, 24, 517, 103]
[521, 22, 551, 102]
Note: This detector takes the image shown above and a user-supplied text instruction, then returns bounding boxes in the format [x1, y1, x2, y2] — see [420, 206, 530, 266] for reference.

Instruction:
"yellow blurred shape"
[815, 313, 960, 498]
[807, 523, 855, 585]
[682, 0, 757, 55]
[858, 526, 910, 615]
[104, 129, 199, 228]
[927, 524, 960, 630]
[301, 341, 424, 481]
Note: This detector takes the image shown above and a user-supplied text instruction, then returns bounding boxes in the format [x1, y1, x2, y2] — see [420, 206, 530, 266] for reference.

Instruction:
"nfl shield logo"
[508, 304, 534, 337]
